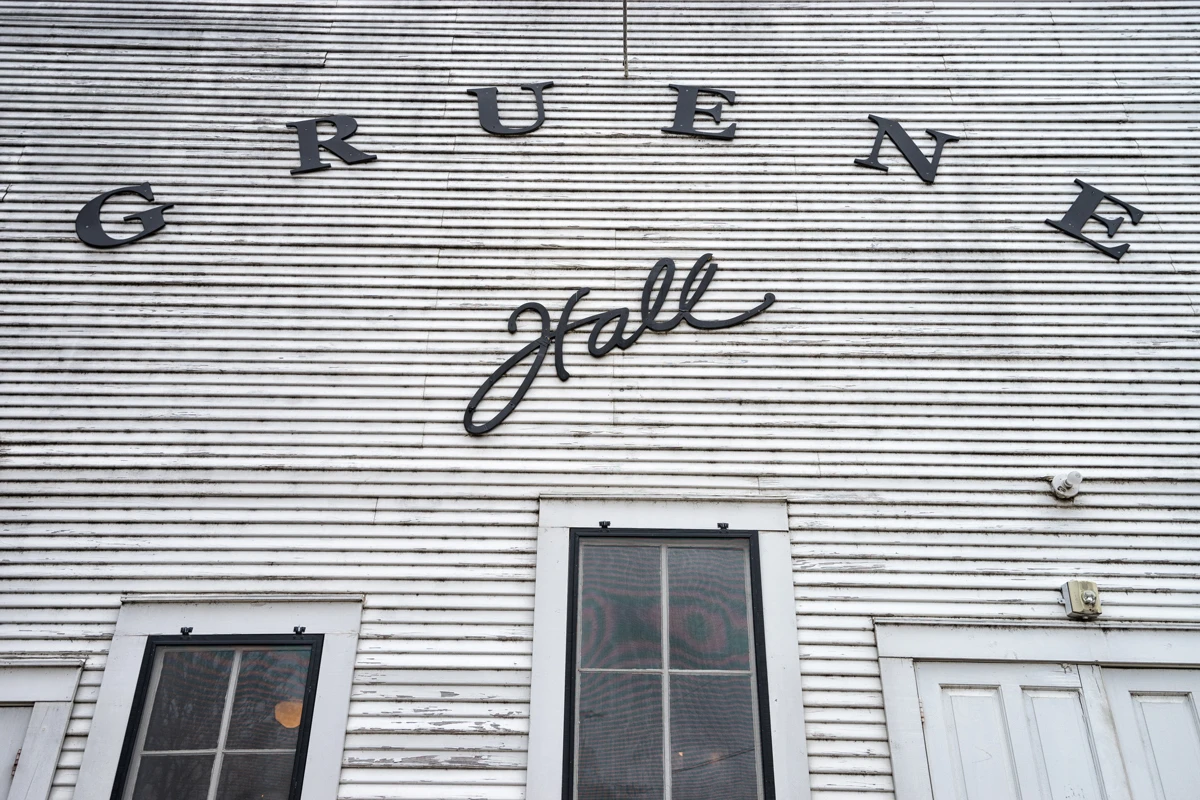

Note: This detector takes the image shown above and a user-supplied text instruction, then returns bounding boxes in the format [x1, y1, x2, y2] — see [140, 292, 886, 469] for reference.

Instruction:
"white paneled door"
[0, 706, 32, 800]
[914, 661, 1133, 800]
[1103, 669, 1200, 800]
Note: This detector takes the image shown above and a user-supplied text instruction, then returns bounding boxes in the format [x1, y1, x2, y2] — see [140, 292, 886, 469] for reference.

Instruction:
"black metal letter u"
[466, 82, 554, 135]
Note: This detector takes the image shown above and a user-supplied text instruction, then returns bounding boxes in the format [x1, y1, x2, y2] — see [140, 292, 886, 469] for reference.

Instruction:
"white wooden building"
[1, 1, 1198, 798]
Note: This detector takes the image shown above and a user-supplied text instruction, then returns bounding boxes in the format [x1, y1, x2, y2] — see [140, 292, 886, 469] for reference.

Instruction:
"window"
[112, 635, 322, 800]
[73, 595, 362, 800]
[566, 535, 773, 800]
[526, 497, 810, 800]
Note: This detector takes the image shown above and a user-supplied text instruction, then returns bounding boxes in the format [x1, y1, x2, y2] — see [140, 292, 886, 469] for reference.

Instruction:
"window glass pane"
[668, 547, 750, 671]
[577, 671, 664, 800]
[670, 674, 759, 800]
[131, 754, 214, 800]
[215, 752, 297, 800]
[144, 649, 234, 751]
[226, 648, 311, 751]
[580, 544, 662, 669]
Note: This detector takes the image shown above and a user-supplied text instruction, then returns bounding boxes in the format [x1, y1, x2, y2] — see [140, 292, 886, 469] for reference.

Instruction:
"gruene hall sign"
[69, 82, 1151, 433]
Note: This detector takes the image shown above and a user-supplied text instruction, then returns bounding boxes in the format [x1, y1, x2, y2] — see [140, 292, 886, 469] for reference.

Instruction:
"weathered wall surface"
[0, 1, 1197, 798]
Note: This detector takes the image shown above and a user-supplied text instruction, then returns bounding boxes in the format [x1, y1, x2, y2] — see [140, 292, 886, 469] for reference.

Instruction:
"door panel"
[1103, 669, 1200, 800]
[1022, 689, 1106, 800]
[0, 706, 33, 800]
[916, 661, 1125, 800]
[941, 687, 1021, 799]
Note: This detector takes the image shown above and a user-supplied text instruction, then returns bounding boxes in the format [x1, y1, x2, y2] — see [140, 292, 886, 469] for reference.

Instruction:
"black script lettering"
[552, 289, 603, 380]
[640, 257, 678, 331]
[587, 308, 634, 357]
[463, 302, 552, 436]
[75, 183, 173, 249]
[1045, 178, 1144, 260]
[466, 82, 554, 135]
[285, 115, 377, 175]
[679, 253, 775, 329]
[463, 254, 775, 435]
[854, 114, 960, 184]
[661, 85, 737, 140]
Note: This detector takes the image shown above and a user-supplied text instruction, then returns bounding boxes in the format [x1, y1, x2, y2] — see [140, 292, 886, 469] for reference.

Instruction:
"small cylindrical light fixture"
[1052, 471, 1083, 499]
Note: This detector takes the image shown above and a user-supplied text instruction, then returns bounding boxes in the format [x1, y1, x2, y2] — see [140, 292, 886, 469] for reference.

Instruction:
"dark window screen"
[112, 635, 322, 800]
[568, 535, 771, 800]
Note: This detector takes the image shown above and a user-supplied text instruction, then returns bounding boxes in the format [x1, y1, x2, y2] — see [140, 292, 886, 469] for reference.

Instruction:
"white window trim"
[0, 657, 83, 800]
[875, 618, 1200, 800]
[74, 594, 363, 800]
[527, 495, 811, 800]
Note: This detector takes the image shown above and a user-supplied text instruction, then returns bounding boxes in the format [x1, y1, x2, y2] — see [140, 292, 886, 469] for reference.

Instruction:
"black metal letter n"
[854, 114, 961, 184]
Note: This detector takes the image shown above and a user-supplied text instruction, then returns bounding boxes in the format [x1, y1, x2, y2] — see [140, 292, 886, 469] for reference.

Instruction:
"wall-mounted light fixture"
[1061, 580, 1101, 619]
[1051, 471, 1083, 500]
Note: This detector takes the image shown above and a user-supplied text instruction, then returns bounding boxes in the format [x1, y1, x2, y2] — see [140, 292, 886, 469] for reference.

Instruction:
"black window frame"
[562, 527, 776, 800]
[110, 632, 324, 800]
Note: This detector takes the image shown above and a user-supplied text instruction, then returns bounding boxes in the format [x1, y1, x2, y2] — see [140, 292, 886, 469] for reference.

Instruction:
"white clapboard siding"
[1, 1, 1198, 799]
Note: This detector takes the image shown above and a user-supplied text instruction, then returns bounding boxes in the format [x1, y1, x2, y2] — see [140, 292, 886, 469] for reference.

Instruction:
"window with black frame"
[111, 633, 322, 800]
[565, 532, 774, 800]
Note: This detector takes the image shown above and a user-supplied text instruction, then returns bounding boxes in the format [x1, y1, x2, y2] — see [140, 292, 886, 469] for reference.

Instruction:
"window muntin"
[113, 635, 322, 800]
[566, 535, 773, 800]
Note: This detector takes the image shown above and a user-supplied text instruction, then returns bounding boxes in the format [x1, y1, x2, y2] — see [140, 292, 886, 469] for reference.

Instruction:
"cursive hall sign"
[68, 82, 1151, 433]
[463, 254, 775, 434]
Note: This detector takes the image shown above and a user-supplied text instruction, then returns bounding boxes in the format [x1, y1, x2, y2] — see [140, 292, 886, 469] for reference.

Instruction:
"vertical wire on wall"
[623, 0, 629, 78]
